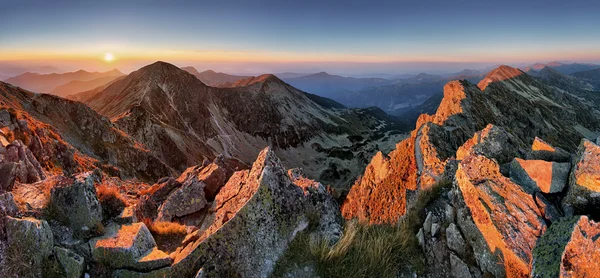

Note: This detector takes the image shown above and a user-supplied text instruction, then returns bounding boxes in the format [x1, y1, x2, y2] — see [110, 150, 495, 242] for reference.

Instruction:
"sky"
[1, 0, 600, 76]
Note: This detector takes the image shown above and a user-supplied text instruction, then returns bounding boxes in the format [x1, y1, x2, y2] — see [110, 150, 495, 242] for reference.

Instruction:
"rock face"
[5, 216, 54, 277]
[454, 154, 546, 277]
[563, 139, 600, 214]
[54, 246, 85, 278]
[49, 171, 103, 236]
[532, 216, 600, 278]
[510, 158, 570, 194]
[343, 65, 600, 224]
[2, 140, 45, 185]
[133, 148, 309, 277]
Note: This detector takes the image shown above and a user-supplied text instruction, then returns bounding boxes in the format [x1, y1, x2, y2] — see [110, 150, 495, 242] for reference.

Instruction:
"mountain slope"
[5, 69, 123, 95]
[572, 68, 600, 89]
[182, 67, 249, 86]
[282, 72, 394, 98]
[79, 61, 405, 189]
[342, 65, 600, 224]
[0, 81, 173, 181]
[50, 75, 123, 97]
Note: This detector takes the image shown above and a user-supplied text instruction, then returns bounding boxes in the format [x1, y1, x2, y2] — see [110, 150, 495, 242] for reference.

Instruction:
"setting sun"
[103, 52, 114, 62]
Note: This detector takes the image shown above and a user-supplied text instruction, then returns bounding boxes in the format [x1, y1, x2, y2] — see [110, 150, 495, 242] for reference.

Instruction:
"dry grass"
[274, 179, 451, 278]
[96, 184, 128, 219]
[143, 219, 188, 253]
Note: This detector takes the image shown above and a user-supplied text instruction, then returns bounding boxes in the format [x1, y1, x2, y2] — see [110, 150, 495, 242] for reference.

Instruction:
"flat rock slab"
[93, 222, 160, 271]
[510, 158, 570, 194]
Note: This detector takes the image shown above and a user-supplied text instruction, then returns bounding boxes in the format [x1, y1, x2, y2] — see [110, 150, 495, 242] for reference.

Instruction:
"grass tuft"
[96, 184, 128, 220]
[143, 218, 188, 253]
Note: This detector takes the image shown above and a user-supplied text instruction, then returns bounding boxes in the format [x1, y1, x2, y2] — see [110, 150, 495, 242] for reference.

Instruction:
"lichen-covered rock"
[49, 171, 102, 237]
[288, 168, 343, 246]
[528, 137, 571, 162]
[156, 177, 207, 221]
[93, 222, 170, 271]
[152, 147, 308, 277]
[54, 247, 85, 278]
[450, 253, 472, 278]
[454, 154, 546, 277]
[446, 223, 466, 257]
[456, 124, 523, 164]
[563, 139, 600, 214]
[531, 216, 600, 278]
[533, 192, 561, 222]
[5, 216, 54, 277]
[510, 158, 570, 194]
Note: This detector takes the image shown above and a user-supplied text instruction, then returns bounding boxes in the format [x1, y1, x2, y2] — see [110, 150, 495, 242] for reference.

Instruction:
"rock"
[156, 177, 207, 221]
[531, 216, 600, 278]
[0, 192, 19, 238]
[176, 155, 241, 201]
[445, 204, 455, 224]
[116, 206, 138, 224]
[0, 162, 17, 193]
[49, 171, 103, 237]
[528, 137, 571, 162]
[456, 124, 523, 164]
[5, 216, 54, 277]
[93, 222, 170, 271]
[450, 253, 472, 278]
[417, 228, 425, 249]
[135, 177, 181, 220]
[158, 147, 308, 277]
[446, 223, 466, 256]
[534, 192, 561, 222]
[54, 247, 85, 278]
[510, 158, 570, 194]
[2, 140, 46, 184]
[288, 168, 343, 246]
[431, 223, 441, 237]
[563, 139, 600, 214]
[423, 212, 433, 235]
[454, 154, 546, 277]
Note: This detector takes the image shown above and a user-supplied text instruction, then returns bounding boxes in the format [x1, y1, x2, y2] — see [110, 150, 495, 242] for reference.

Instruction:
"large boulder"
[141, 147, 309, 277]
[92, 222, 171, 271]
[54, 247, 85, 278]
[510, 158, 570, 194]
[531, 216, 600, 277]
[563, 139, 600, 214]
[454, 154, 546, 277]
[49, 171, 103, 237]
[156, 177, 207, 221]
[5, 216, 54, 277]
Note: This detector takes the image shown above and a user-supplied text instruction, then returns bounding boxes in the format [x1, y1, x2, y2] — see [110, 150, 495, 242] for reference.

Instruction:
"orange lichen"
[573, 140, 600, 192]
[560, 216, 600, 277]
[95, 223, 143, 248]
[514, 158, 554, 193]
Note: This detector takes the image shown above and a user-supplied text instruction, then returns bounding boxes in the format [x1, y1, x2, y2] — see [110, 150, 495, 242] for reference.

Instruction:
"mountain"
[535, 67, 600, 104]
[181, 67, 250, 86]
[274, 72, 311, 79]
[0, 81, 172, 181]
[282, 72, 395, 98]
[572, 68, 600, 89]
[343, 65, 600, 224]
[50, 75, 123, 97]
[78, 61, 406, 189]
[523, 61, 600, 75]
[5, 69, 123, 95]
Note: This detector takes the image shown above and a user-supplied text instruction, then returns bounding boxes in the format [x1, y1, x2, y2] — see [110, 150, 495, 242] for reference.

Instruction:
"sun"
[103, 52, 114, 62]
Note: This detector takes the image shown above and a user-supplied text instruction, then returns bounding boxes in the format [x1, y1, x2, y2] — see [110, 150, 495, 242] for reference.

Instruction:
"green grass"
[273, 179, 451, 278]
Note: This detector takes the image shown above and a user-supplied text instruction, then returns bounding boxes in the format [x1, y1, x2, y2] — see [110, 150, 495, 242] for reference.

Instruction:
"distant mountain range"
[181, 67, 250, 86]
[5, 69, 123, 97]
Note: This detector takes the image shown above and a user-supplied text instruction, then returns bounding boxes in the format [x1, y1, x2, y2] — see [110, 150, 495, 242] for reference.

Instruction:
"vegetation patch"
[143, 219, 188, 253]
[96, 184, 128, 220]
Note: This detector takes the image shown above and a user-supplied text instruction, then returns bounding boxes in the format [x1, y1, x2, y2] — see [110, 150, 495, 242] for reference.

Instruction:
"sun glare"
[104, 52, 114, 62]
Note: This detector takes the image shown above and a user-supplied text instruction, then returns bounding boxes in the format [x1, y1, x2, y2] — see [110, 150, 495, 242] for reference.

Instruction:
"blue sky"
[1, 0, 599, 75]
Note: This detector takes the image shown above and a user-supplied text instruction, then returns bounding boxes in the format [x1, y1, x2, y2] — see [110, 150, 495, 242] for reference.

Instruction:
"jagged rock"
[534, 192, 562, 222]
[176, 155, 242, 201]
[2, 140, 46, 184]
[135, 177, 181, 220]
[528, 137, 571, 162]
[288, 168, 343, 246]
[0, 162, 17, 193]
[454, 154, 546, 277]
[417, 228, 425, 249]
[116, 206, 138, 224]
[445, 204, 455, 224]
[431, 223, 440, 237]
[456, 124, 523, 164]
[531, 216, 600, 277]
[148, 147, 309, 277]
[93, 222, 170, 271]
[450, 253, 472, 278]
[0, 192, 19, 238]
[49, 171, 102, 237]
[54, 247, 85, 278]
[446, 223, 466, 257]
[510, 158, 570, 194]
[5, 216, 54, 277]
[423, 212, 433, 235]
[156, 177, 207, 221]
[563, 139, 600, 214]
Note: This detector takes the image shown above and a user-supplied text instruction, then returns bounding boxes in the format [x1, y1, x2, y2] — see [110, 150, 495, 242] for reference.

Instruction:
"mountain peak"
[230, 74, 283, 87]
[478, 65, 524, 91]
[181, 66, 200, 75]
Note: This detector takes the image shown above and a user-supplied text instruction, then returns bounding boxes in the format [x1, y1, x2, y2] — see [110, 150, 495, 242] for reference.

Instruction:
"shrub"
[96, 184, 127, 220]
